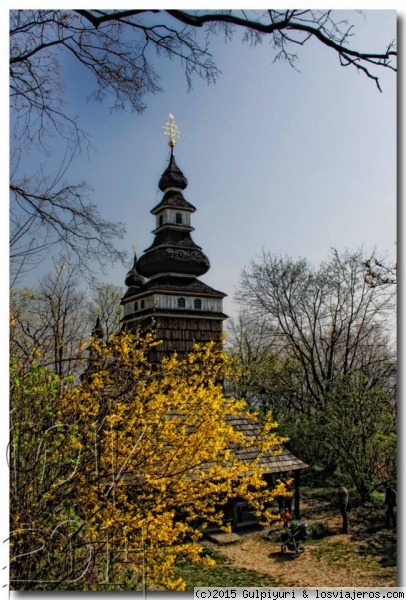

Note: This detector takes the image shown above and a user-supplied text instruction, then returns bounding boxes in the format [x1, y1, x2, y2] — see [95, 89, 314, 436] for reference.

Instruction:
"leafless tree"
[226, 313, 310, 418]
[364, 254, 397, 287]
[10, 167, 126, 287]
[236, 248, 396, 411]
[87, 283, 124, 340]
[10, 257, 90, 377]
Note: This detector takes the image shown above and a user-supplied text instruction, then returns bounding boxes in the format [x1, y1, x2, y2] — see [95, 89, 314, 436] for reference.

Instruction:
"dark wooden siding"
[132, 315, 224, 364]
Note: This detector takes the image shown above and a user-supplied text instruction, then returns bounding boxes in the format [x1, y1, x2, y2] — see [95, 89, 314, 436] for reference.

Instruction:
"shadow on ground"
[352, 507, 397, 568]
[268, 550, 301, 563]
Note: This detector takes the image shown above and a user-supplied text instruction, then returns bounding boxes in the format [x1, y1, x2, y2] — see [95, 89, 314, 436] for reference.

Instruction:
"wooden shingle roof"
[226, 414, 308, 474]
[151, 190, 196, 214]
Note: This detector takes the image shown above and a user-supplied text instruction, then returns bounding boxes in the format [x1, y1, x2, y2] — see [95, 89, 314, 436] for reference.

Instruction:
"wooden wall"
[137, 315, 224, 364]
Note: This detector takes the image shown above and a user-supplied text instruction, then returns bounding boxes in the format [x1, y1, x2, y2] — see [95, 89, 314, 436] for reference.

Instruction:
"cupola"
[158, 153, 188, 191]
[124, 252, 145, 288]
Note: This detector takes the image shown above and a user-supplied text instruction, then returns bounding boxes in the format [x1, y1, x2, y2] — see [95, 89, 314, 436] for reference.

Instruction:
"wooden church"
[121, 114, 227, 365]
[119, 115, 307, 525]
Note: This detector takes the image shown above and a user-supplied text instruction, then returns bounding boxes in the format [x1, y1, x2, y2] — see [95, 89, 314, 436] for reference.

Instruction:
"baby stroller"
[280, 523, 307, 557]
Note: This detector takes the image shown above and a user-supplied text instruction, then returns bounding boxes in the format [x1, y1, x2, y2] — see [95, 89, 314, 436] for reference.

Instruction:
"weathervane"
[163, 113, 180, 148]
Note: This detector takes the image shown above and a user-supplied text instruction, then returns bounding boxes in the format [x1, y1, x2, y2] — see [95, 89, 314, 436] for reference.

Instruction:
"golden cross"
[163, 113, 180, 147]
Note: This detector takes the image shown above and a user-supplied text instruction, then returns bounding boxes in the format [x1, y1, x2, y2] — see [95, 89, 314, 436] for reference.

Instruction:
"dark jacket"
[337, 486, 349, 507]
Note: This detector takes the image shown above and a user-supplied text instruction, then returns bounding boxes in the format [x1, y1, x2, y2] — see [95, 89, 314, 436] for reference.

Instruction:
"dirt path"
[206, 498, 397, 588]
[212, 532, 393, 587]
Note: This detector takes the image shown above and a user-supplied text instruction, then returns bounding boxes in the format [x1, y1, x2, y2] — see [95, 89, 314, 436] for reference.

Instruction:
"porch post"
[294, 470, 301, 518]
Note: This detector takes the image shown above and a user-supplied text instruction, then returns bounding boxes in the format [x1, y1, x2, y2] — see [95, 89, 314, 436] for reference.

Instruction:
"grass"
[177, 548, 280, 590]
[309, 535, 396, 584]
[311, 537, 361, 563]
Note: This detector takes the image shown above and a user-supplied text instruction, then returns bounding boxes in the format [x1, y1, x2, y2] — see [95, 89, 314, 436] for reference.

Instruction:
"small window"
[159, 215, 163, 227]
[141, 299, 145, 309]
[175, 212, 183, 224]
[178, 297, 186, 309]
[135, 301, 138, 311]
[194, 298, 202, 310]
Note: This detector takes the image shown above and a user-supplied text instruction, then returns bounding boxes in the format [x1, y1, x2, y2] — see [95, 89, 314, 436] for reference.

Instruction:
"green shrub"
[307, 521, 333, 540]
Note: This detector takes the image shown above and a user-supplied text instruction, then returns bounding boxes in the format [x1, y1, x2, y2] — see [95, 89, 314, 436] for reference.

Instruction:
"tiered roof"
[151, 189, 196, 214]
[136, 149, 210, 280]
[123, 142, 222, 306]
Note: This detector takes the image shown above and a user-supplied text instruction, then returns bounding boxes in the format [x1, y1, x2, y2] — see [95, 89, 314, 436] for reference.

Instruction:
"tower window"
[194, 298, 202, 310]
[159, 215, 163, 227]
[141, 299, 145, 309]
[178, 297, 186, 309]
[175, 212, 183, 224]
[135, 301, 138, 311]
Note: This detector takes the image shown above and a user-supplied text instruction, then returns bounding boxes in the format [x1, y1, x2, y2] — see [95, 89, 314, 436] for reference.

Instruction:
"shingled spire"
[92, 314, 104, 340]
[136, 146, 210, 279]
[121, 114, 227, 364]
[158, 151, 188, 191]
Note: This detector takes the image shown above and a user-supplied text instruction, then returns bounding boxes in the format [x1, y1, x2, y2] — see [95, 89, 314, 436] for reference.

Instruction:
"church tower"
[121, 115, 227, 364]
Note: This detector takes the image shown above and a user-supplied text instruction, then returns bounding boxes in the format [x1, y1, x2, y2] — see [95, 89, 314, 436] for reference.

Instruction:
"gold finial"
[163, 113, 180, 148]
[132, 243, 137, 255]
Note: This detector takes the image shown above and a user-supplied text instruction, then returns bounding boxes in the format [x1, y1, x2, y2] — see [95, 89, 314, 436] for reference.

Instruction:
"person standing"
[337, 483, 349, 534]
[384, 483, 396, 527]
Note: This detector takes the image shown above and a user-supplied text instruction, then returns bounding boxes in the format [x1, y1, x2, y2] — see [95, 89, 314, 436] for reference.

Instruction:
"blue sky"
[9, 10, 397, 323]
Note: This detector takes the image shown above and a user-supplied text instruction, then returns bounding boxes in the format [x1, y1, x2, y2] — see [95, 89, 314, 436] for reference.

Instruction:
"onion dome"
[124, 253, 145, 288]
[137, 246, 210, 278]
[158, 153, 188, 191]
[92, 315, 104, 339]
